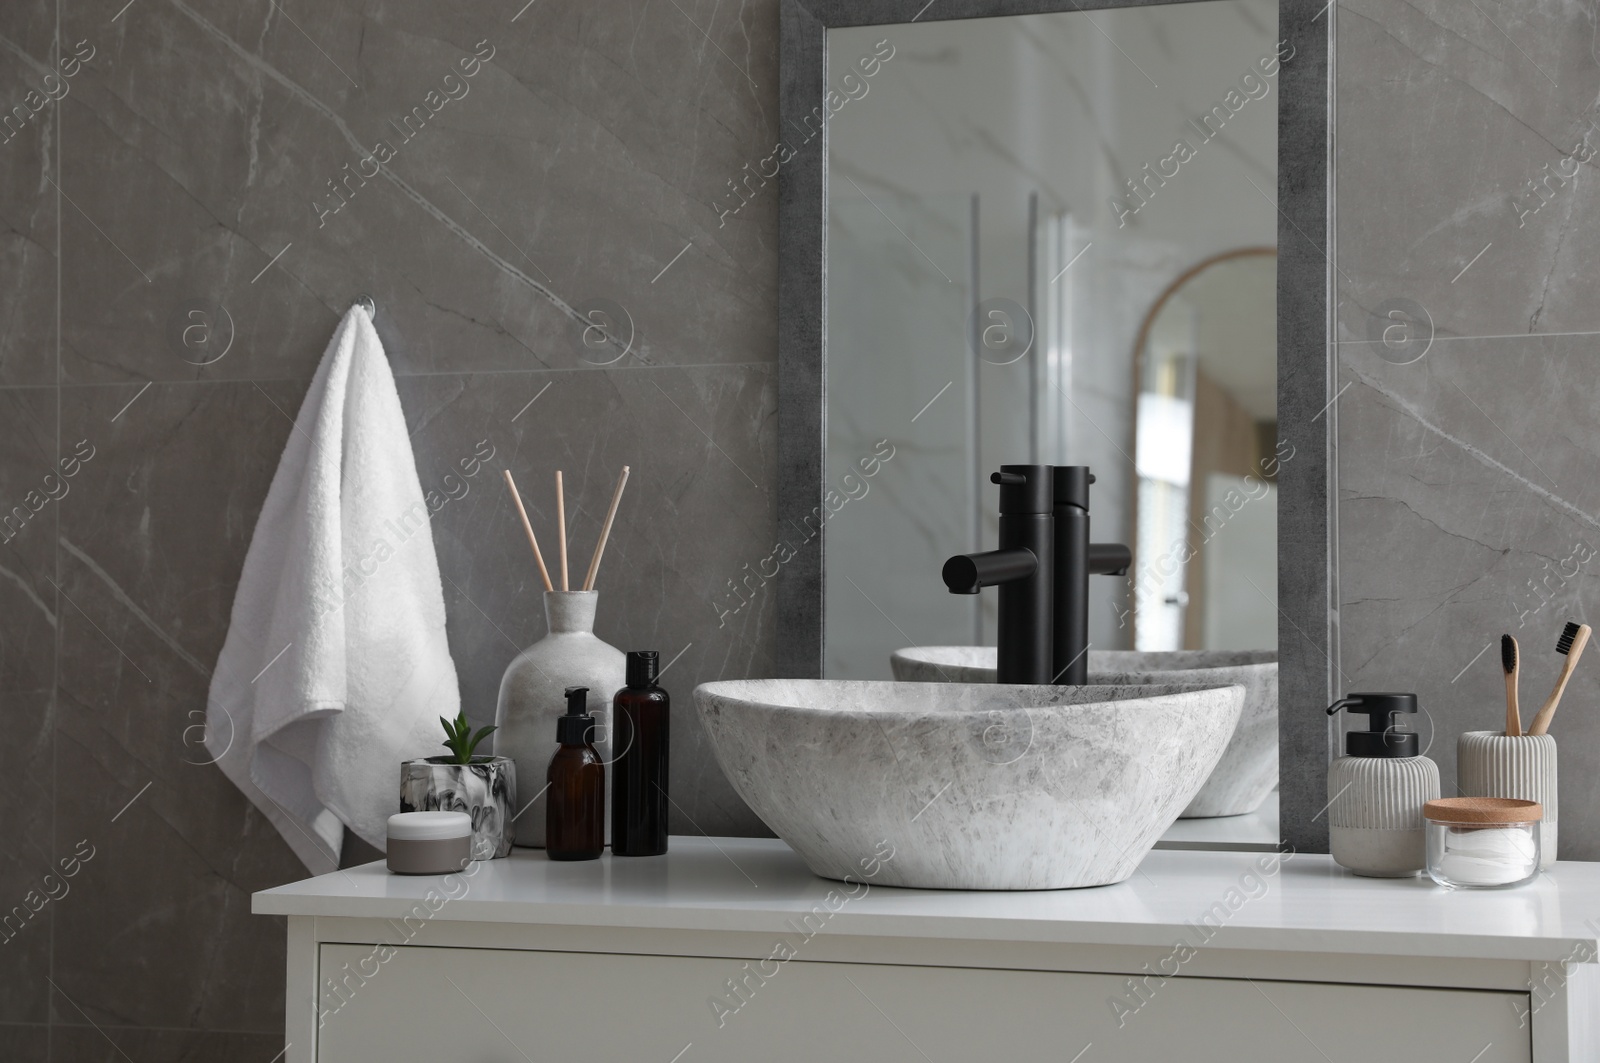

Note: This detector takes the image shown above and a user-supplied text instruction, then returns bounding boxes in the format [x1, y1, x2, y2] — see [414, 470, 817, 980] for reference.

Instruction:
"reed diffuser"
[492, 466, 631, 848]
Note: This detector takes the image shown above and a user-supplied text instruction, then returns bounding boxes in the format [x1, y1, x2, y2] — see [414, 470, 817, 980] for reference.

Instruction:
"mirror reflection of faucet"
[941, 464, 1130, 685]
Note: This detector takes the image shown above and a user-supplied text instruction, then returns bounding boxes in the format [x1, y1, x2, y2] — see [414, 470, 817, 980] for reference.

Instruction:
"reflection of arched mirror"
[1131, 248, 1278, 652]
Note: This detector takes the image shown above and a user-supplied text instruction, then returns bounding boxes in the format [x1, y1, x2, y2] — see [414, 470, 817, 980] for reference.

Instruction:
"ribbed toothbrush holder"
[1457, 731, 1557, 870]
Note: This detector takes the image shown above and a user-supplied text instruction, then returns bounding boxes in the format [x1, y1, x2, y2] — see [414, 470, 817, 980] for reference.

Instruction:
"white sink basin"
[889, 647, 1277, 819]
[694, 679, 1243, 890]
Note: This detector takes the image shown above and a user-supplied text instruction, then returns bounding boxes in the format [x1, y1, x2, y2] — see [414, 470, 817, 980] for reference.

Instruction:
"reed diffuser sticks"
[502, 470, 554, 592]
[555, 471, 569, 592]
[583, 466, 630, 591]
[503, 465, 631, 593]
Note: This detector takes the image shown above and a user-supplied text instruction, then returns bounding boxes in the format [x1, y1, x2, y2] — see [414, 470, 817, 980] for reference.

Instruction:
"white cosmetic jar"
[387, 811, 473, 875]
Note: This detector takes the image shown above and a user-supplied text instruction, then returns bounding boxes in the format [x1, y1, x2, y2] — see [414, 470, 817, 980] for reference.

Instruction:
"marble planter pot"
[399, 756, 517, 860]
[889, 647, 1278, 818]
[1457, 730, 1557, 870]
[493, 591, 625, 847]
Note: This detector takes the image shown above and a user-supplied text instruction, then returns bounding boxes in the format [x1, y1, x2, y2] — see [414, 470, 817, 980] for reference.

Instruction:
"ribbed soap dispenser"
[1326, 693, 1440, 877]
[546, 686, 605, 861]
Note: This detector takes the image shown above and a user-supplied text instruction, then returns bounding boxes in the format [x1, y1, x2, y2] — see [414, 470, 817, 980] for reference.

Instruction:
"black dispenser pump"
[556, 686, 595, 745]
[1327, 692, 1420, 758]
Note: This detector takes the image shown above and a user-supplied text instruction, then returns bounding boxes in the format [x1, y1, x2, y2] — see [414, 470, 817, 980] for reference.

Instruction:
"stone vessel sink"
[889, 647, 1277, 819]
[694, 679, 1243, 890]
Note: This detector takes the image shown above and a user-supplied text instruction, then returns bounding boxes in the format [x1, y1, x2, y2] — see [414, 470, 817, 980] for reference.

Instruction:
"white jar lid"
[388, 811, 472, 841]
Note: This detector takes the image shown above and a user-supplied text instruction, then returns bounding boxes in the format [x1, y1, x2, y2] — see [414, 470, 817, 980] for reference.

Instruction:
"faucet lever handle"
[991, 471, 1027, 486]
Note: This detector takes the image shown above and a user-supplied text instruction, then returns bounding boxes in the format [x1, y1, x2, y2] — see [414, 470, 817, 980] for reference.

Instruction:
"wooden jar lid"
[1423, 797, 1542, 824]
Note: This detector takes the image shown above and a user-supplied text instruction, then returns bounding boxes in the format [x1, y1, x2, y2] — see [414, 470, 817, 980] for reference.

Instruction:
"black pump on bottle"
[1327, 692, 1421, 758]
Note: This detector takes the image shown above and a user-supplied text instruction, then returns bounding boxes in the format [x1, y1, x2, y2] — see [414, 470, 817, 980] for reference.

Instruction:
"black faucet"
[941, 464, 1130, 685]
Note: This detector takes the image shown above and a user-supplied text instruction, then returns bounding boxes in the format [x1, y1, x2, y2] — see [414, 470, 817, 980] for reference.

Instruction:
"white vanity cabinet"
[254, 838, 1600, 1062]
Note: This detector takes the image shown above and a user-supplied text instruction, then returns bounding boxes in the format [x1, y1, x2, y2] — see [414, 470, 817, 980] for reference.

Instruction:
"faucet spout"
[1088, 543, 1131, 577]
[942, 548, 1038, 594]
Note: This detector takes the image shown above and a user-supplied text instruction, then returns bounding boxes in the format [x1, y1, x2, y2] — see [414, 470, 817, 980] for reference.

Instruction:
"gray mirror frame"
[774, 0, 1335, 853]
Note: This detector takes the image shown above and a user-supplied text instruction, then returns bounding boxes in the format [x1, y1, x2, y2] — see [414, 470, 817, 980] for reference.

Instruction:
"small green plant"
[439, 712, 497, 765]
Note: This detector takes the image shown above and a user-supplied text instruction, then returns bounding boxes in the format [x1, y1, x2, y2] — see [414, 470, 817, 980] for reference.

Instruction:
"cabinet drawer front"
[315, 944, 1529, 1063]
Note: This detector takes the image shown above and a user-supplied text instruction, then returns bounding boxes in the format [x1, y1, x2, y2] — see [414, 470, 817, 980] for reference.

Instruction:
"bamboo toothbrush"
[555, 470, 570, 592]
[1502, 634, 1522, 736]
[582, 466, 630, 591]
[1528, 620, 1591, 736]
[502, 470, 554, 592]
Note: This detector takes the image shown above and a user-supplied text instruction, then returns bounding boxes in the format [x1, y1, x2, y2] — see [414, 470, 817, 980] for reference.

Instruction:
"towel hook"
[353, 294, 377, 320]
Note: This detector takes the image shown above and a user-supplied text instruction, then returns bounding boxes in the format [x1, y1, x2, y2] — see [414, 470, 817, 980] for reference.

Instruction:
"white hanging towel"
[205, 304, 460, 874]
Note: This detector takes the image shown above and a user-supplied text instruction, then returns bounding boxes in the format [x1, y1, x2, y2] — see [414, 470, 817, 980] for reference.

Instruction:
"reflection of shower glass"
[1035, 211, 1078, 465]
[1134, 312, 1197, 652]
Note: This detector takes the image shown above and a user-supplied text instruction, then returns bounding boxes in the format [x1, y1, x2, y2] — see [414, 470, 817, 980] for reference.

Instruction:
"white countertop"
[254, 836, 1600, 964]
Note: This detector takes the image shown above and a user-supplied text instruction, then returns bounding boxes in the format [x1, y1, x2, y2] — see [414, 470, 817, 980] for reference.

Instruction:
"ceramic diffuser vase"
[494, 590, 625, 847]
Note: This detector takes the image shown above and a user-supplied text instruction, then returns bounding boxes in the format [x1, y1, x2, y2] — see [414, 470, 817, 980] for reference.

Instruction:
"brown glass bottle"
[546, 686, 604, 861]
[612, 651, 670, 856]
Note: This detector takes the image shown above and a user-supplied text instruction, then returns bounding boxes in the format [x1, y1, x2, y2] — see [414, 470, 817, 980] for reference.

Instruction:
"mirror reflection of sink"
[890, 647, 1277, 820]
[694, 679, 1243, 890]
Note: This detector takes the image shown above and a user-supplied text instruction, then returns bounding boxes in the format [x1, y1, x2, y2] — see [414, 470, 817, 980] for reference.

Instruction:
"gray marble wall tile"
[0, 389, 58, 695]
[1337, 334, 1600, 858]
[1336, 0, 1600, 342]
[59, 0, 777, 384]
[0, 689, 54, 1027]
[49, 381, 310, 1029]
[0, 1024, 48, 1063]
[0, 1, 60, 389]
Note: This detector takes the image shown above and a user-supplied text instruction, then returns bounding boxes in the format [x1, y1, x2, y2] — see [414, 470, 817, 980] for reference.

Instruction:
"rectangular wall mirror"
[777, 0, 1334, 853]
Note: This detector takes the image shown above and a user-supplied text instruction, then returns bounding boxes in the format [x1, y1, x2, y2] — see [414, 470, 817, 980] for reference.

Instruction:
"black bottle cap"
[556, 686, 595, 745]
[1327, 692, 1420, 758]
[626, 650, 660, 688]
[991, 465, 1052, 515]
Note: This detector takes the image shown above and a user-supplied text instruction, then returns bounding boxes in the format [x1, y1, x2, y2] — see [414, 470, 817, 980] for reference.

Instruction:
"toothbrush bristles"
[1501, 633, 1517, 673]
[1556, 620, 1582, 656]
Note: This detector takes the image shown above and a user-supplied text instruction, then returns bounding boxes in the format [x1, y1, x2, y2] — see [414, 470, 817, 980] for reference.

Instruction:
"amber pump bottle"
[612, 651, 670, 856]
[546, 686, 605, 861]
